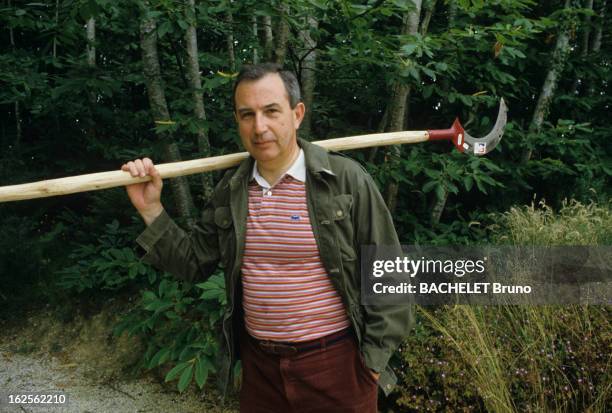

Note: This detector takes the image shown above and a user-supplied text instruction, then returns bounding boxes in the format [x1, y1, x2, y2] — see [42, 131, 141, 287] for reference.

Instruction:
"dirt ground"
[0, 304, 238, 413]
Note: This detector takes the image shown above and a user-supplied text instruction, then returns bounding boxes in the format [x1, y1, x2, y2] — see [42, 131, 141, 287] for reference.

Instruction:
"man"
[122, 63, 412, 412]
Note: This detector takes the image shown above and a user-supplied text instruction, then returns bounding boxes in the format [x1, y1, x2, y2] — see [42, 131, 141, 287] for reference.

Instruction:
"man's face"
[234, 73, 305, 165]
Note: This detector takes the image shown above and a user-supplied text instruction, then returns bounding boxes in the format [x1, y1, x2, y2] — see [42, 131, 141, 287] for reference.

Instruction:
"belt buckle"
[259, 341, 298, 356]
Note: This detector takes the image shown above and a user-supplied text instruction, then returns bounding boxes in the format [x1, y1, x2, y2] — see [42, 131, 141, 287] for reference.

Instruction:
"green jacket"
[136, 138, 413, 396]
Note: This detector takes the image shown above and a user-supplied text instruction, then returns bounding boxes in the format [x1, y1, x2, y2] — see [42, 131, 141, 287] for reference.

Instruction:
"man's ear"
[293, 102, 306, 129]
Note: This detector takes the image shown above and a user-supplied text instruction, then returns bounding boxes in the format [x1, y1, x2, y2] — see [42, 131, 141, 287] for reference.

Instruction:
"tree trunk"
[86, 16, 97, 141]
[419, 0, 437, 35]
[579, 0, 594, 56]
[587, 0, 606, 95]
[522, 0, 574, 163]
[299, 16, 318, 139]
[8, 0, 21, 149]
[263, 15, 274, 61]
[140, 10, 195, 225]
[86, 16, 96, 104]
[429, 0, 456, 225]
[591, 0, 606, 52]
[430, 185, 449, 225]
[274, 3, 290, 65]
[366, 106, 389, 163]
[14, 101, 21, 149]
[225, 1, 236, 71]
[571, 0, 593, 94]
[448, 0, 457, 28]
[86, 17, 96, 68]
[53, 0, 59, 58]
[383, 0, 423, 213]
[185, 0, 214, 203]
[8, 0, 14, 46]
[252, 15, 259, 64]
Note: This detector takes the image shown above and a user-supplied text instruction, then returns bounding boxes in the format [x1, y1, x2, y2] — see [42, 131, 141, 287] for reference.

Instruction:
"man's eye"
[241, 113, 253, 119]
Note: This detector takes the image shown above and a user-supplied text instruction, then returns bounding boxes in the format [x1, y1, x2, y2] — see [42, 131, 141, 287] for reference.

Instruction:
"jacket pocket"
[331, 194, 357, 261]
[214, 207, 234, 269]
[214, 206, 233, 229]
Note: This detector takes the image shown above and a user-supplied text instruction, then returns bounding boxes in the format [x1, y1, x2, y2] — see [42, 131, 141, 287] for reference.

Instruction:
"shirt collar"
[250, 148, 305, 189]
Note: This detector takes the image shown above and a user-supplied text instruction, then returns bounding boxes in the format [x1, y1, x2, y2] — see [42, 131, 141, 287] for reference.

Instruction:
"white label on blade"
[474, 142, 487, 154]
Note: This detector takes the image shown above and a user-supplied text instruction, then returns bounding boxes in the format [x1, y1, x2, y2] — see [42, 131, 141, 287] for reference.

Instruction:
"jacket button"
[336, 210, 343, 217]
[386, 384, 392, 390]
[223, 220, 229, 226]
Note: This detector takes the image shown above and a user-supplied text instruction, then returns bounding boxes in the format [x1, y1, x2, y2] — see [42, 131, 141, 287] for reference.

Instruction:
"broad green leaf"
[178, 364, 193, 392]
[401, 44, 418, 56]
[148, 347, 171, 369]
[195, 358, 208, 388]
[464, 176, 474, 191]
[447, 182, 459, 194]
[422, 181, 437, 193]
[165, 362, 188, 382]
[435, 184, 447, 200]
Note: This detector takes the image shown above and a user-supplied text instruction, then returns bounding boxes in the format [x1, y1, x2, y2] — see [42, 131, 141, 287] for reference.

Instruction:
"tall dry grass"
[494, 199, 611, 246]
[419, 200, 611, 412]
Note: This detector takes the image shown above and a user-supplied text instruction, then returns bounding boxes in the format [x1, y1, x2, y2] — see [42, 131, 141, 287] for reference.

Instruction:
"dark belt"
[250, 329, 352, 356]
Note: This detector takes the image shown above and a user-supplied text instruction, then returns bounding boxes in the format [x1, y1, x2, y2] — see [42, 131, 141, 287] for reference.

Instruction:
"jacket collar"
[229, 152, 254, 189]
[229, 137, 335, 189]
[298, 138, 336, 177]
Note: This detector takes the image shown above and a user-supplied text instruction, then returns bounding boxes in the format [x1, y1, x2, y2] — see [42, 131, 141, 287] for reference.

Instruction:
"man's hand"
[121, 158, 164, 225]
[369, 370, 380, 382]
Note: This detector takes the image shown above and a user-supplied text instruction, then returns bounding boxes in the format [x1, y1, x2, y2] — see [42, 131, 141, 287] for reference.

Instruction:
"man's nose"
[254, 112, 268, 135]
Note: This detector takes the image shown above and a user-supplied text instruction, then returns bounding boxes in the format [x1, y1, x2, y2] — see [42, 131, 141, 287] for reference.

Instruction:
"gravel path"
[0, 348, 235, 413]
[0, 311, 238, 413]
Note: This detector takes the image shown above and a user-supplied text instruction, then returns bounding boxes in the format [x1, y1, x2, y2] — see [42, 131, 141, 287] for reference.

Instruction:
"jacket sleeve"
[135, 205, 220, 283]
[353, 171, 414, 374]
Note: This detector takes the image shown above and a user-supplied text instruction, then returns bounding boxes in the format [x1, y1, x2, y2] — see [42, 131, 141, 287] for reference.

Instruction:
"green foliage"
[113, 271, 227, 392]
[56, 220, 158, 292]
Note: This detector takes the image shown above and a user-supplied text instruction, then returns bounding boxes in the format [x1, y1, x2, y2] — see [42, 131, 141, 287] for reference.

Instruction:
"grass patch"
[394, 200, 611, 412]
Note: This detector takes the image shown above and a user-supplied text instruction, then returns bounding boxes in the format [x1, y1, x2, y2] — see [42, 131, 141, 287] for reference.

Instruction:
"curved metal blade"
[463, 98, 508, 155]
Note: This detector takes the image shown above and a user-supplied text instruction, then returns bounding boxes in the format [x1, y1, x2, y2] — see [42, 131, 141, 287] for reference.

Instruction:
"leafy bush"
[49, 201, 229, 393]
[113, 271, 228, 393]
[56, 220, 158, 292]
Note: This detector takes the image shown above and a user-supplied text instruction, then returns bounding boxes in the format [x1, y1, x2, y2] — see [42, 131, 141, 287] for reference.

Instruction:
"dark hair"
[233, 63, 301, 110]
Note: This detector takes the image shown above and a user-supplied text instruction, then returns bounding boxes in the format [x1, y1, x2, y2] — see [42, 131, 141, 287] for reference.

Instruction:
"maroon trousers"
[238, 330, 378, 413]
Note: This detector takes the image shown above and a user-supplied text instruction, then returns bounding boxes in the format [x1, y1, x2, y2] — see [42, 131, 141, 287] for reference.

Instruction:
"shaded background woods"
[0, 0, 610, 412]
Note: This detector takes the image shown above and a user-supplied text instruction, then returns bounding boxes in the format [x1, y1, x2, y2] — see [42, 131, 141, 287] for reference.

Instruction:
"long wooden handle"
[0, 131, 428, 203]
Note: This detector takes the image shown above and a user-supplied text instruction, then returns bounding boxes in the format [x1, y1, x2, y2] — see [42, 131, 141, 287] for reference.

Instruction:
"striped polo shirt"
[241, 149, 350, 342]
